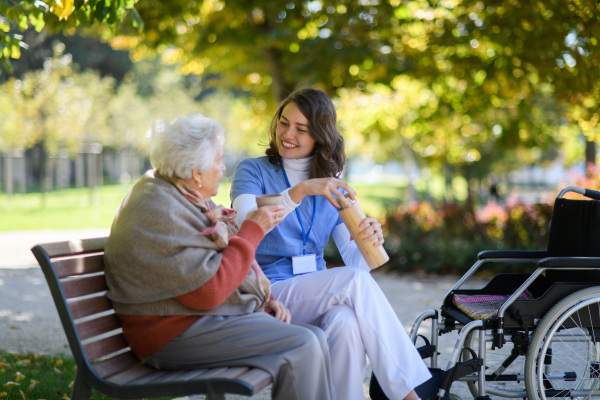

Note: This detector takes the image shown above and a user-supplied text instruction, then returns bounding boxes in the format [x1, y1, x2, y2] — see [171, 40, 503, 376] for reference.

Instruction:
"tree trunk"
[262, 46, 292, 103]
[462, 166, 475, 213]
[18, 152, 25, 194]
[444, 166, 454, 202]
[4, 153, 13, 197]
[586, 140, 596, 177]
[39, 144, 48, 208]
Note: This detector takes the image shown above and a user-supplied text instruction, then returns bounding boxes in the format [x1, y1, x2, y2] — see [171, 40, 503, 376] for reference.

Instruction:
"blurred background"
[1, 0, 600, 274]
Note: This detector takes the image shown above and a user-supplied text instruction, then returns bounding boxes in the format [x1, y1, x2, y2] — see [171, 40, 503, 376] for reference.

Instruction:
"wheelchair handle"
[557, 186, 600, 200]
[585, 188, 600, 200]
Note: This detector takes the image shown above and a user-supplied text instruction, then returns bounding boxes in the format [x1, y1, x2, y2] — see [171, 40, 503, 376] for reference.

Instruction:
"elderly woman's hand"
[246, 205, 285, 233]
[358, 216, 385, 248]
[265, 300, 291, 323]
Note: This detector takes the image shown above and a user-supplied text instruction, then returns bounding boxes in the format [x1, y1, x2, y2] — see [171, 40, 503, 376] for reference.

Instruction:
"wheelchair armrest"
[539, 257, 600, 268]
[478, 250, 548, 260]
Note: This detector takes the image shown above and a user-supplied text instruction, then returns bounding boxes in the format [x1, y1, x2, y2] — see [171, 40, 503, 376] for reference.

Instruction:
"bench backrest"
[31, 237, 145, 381]
[31, 237, 273, 399]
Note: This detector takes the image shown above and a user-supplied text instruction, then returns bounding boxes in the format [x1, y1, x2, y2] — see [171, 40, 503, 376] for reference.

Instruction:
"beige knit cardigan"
[104, 170, 269, 316]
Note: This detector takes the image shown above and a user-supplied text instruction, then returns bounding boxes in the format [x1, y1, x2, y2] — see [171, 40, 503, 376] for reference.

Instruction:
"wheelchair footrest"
[444, 356, 485, 383]
[418, 343, 437, 360]
[370, 357, 483, 400]
[428, 357, 484, 399]
[370, 369, 452, 400]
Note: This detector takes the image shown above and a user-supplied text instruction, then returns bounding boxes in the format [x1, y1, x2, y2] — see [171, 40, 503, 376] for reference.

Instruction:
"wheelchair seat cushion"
[452, 290, 534, 320]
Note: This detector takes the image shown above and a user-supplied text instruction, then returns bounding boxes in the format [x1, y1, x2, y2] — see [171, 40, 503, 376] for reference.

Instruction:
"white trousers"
[272, 267, 431, 400]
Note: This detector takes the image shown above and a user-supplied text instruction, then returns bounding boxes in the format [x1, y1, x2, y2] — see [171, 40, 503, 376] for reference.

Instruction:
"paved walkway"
[0, 230, 481, 399]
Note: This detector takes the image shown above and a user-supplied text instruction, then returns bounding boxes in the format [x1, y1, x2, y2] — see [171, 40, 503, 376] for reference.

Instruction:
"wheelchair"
[372, 186, 600, 400]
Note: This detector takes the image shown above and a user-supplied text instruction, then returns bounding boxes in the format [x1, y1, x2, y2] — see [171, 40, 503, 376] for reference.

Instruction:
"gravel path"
[0, 230, 483, 399]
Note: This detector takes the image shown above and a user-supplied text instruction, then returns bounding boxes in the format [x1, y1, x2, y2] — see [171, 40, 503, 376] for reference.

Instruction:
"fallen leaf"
[26, 379, 39, 391]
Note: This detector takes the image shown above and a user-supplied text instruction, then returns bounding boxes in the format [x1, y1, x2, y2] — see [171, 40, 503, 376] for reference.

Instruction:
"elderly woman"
[104, 112, 335, 400]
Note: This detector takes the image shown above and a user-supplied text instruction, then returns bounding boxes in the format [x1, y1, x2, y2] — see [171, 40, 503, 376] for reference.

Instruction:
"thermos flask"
[337, 195, 389, 269]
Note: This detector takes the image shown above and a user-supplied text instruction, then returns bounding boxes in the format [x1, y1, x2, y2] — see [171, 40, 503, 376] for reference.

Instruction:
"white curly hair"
[149, 112, 225, 179]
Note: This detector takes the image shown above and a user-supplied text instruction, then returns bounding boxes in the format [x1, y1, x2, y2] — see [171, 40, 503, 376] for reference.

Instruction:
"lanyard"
[281, 164, 316, 255]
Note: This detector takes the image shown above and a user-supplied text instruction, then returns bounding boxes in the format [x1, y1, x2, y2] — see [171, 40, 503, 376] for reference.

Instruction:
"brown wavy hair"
[265, 88, 346, 179]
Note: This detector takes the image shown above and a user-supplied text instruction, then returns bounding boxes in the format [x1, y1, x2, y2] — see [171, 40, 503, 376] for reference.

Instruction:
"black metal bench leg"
[71, 368, 92, 400]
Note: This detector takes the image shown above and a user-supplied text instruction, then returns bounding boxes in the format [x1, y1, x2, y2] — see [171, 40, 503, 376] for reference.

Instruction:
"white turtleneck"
[232, 157, 368, 269]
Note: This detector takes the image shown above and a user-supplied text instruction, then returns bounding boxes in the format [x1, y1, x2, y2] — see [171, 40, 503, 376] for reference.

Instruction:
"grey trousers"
[145, 312, 335, 400]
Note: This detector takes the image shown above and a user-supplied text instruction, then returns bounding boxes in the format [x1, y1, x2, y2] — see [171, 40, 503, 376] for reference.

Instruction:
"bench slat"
[205, 367, 249, 380]
[153, 367, 249, 384]
[77, 314, 121, 341]
[38, 237, 107, 258]
[84, 332, 129, 361]
[92, 351, 142, 379]
[130, 369, 171, 384]
[62, 274, 107, 299]
[54, 254, 105, 278]
[107, 364, 161, 385]
[236, 368, 273, 394]
[163, 367, 248, 383]
[69, 295, 113, 320]
[177, 367, 232, 381]
[151, 369, 194, 382]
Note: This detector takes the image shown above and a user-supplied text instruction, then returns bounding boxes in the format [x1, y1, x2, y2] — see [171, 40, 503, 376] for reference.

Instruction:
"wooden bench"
[31, 237, 273, 400]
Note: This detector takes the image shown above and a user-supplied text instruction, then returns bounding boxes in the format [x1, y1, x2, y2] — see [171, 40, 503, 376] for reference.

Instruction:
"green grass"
[351, 182, 407, 217]
[0, 182, 234, 232]
[0, 351, 76, 400]
[0, 180, 404, 232]
[0, 351, 171, 399]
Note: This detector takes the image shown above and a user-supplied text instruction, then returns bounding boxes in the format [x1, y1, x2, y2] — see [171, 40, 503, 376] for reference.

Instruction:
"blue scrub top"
[231, 157, 343, 283]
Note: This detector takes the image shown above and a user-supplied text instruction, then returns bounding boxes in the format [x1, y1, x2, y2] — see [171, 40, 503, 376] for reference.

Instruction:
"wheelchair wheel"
[464, 328, 528, 398]
[525, 287, 600, 399]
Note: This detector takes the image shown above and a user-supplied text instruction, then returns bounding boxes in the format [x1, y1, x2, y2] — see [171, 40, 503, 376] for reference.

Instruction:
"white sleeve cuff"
[280, 188, 300, 217]
[232, 194, 258, 227]
[332, 223, 370, 270]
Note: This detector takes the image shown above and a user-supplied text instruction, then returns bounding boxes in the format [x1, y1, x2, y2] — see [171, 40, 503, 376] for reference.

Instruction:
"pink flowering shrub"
[379, 199, 553, 274]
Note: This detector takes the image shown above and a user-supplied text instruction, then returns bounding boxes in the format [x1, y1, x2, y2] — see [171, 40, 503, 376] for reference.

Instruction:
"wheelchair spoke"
[526, 288, 600, 400]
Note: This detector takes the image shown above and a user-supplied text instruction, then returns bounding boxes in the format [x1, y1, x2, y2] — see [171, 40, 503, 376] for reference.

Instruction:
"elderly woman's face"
[199, 139, 226, 198]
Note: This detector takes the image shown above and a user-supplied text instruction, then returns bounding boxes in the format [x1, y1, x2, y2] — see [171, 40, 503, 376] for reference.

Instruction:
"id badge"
[292, 254, 317, 275]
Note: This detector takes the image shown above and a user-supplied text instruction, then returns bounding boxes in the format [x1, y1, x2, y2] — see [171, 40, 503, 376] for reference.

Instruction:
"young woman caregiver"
[230, 87, 430, 400]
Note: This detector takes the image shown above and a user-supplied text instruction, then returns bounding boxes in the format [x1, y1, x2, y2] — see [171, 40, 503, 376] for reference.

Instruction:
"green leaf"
[131, 6, 143, 30]
[28, 10, 45, 31]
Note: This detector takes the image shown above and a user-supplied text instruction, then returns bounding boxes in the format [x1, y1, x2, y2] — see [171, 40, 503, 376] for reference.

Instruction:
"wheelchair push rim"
[525, 287, 600, 399]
